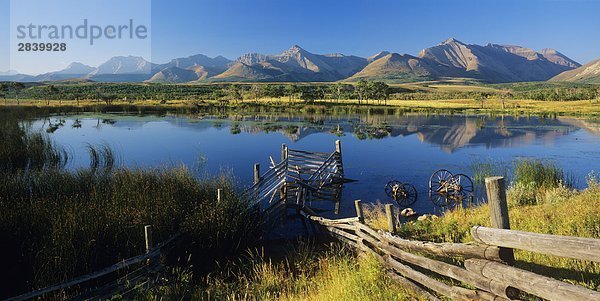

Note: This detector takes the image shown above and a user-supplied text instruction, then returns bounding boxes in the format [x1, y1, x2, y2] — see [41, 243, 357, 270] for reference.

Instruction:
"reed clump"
[0, 116, 67, 171]
[509, 158, 574, 206]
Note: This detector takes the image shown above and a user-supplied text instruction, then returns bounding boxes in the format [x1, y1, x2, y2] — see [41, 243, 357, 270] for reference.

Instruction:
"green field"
[1, 80, 599, 117]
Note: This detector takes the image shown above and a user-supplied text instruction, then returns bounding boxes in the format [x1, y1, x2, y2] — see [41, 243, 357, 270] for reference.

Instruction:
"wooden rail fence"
[300, 177, 600, 301]
[7, 226, 179, 301]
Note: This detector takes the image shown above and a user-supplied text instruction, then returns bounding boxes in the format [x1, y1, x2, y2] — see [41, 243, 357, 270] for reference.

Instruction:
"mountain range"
[549, 59, 600, 84]
[1, 38, 597, 84]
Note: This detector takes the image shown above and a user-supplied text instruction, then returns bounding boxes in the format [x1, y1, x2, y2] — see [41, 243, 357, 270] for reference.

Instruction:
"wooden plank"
[355, 200, 364, 223]
[357, 237, 505, 301]
[254, 163, 261, 184]
[281, 143, 288, 161]
[144, 225, 153, 254]
[287, 149, 331, 157]
[298, 210, 360, 224]
[6, 234, 179, 301]
[325, 226, 360, 243]
[354, 227, 515, 299]
[307, 156, 336, 179]
[387, 272, 442, 301]
[471, 226, 600, 263]
[381, 232, 501, 261]
[375, 239, 518, 299]
[354, 222, 385, 242]
[465, 258, 600, 301]
[330, 232, 359, 249]
[217, 188, 223, 203]
[385, 255, 499, 301]
[322, 222, 356, 232]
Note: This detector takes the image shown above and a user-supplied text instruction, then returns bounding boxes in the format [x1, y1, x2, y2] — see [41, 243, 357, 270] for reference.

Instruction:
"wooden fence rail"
[471, 226, 600, 263]
[300, 176, 600, 301]
[7, 228, 180, 301]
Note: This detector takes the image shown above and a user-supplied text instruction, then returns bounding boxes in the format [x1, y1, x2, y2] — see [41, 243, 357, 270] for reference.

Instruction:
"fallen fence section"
[7, 228, 179, 301]
[301, 177, 600, 301]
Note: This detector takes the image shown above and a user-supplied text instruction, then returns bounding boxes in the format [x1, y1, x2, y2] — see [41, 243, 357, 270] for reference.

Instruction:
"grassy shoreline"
[2, 97, 600, 117]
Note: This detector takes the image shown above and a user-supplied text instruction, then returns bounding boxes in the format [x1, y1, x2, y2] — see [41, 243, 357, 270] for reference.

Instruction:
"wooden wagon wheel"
[385, 180, 404, 200]
[397, 183, 418, 207]
[429, 191, 456, 207]
[449, 173, 474, 199]
[429, 169, 454, 194]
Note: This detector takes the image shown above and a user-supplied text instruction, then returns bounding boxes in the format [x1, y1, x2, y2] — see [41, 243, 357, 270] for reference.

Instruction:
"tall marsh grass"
[509, 159, 574, 205]
[0, 112, 261, 298]
[135, 243, 426, 300]
[513, 159, 571, 190]
[469, 158, 509, 184]
[0, 116, 67, 171]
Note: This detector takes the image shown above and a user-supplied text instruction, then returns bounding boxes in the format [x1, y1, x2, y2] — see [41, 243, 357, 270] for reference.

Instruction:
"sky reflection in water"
[31, 113, 600, 216]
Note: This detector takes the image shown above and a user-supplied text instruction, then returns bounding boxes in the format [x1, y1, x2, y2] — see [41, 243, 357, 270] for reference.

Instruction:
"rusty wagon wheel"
[449, 173, 474, 200]
[385, 180, 418, 207]
[429, 191, 456, 207]
[385, 180, 403, 199]
[397, 183, 418, 207]
[429, 169, 454, 194]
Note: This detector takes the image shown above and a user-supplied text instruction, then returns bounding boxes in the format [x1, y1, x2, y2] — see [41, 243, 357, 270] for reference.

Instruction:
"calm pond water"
[28, 112, 600, 216]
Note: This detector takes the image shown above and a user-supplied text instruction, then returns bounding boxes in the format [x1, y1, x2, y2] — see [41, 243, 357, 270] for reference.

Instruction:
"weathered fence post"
[484, 176, 514, 264]
[281, 143, 288, 161]
[385, 204, 396, 233]
[355, 200, 364, 223]
[144, 225, 153, 254]
[254, 163, 260, 185]
[335, 140, 344, 177]
[217, 188, 223, 203]
[280, 144, 288, 203]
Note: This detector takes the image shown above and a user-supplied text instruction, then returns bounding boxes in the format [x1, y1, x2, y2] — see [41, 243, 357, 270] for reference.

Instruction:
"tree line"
[0, 81, 396, 105]
[1, 81, 599, 105]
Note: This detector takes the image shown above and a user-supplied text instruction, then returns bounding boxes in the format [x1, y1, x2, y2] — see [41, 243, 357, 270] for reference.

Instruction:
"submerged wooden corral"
[242, 140, 347, 230]
[299, 177, 600, 301]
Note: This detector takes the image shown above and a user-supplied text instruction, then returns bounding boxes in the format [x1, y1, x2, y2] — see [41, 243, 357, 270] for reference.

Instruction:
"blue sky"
[2, 0, 600, 74]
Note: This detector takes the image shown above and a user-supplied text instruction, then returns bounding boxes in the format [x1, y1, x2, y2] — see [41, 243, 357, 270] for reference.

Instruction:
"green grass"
[513, 159, 568, 189]
[133, 243, 426, 301]
[0, 167, 261, 297]
[510, 159, 574, 205]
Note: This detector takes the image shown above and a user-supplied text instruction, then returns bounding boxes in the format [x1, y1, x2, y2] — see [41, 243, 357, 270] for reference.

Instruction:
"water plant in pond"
[329, 124, 345, 137]
[469, 158, 509, 184]
[230, 123, 241, 134]
[0, 116, 67, 171]
[86, 143, 117, 171]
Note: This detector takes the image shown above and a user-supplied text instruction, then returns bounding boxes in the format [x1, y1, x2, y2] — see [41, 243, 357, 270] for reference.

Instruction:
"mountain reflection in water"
[30, 113, 600, 215]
